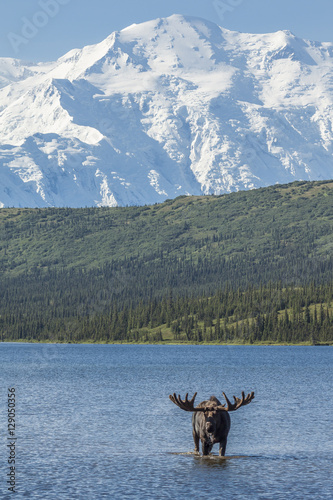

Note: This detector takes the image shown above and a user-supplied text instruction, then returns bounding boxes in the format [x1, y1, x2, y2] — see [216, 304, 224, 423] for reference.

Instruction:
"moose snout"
[206, 422, 215, 433]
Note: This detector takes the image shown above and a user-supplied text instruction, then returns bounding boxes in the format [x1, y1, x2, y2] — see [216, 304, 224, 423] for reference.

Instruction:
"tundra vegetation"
[0, 180, 333, 344]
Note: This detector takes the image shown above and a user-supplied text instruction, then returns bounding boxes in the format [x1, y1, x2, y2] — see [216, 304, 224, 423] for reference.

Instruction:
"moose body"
[192, 396, 230, 456]
[169, 390, 254, 456]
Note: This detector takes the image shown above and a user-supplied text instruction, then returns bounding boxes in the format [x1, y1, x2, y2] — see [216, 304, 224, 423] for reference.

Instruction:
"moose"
[169, 390, 255, 456]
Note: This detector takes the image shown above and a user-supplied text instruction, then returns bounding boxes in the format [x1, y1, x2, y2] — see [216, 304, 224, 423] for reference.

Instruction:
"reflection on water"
[0, 344, 332, 499]
[170, 451, 248, 461]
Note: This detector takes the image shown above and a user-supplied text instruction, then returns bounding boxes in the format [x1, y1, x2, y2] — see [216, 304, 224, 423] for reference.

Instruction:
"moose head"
[169, 390, 255, 456]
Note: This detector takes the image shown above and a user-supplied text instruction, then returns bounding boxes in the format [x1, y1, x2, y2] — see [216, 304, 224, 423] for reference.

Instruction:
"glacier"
[0, 14, 333, 207]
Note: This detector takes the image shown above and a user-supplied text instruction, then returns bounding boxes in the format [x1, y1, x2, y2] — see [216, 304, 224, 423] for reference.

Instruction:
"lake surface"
[0, 344, 332, 499]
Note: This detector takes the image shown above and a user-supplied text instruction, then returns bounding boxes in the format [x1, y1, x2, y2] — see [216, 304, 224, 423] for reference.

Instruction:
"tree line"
[1, 282, 332, 344]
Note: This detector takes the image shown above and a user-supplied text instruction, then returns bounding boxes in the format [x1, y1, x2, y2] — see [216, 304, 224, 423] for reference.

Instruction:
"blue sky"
[1, 0, 333, 61]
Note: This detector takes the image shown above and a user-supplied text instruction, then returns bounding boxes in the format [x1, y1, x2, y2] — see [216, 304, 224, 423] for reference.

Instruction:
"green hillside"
[1, 180, 333, 343]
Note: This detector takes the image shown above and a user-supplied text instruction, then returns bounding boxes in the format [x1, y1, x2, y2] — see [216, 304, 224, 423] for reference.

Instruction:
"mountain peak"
[0, 15, 333, 208]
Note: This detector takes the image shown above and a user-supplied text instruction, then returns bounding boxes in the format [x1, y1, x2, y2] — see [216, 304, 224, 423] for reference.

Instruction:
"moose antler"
[169, 391, 255, 412]
[217, 391, 255, 412]
[169, 392, 207, 412]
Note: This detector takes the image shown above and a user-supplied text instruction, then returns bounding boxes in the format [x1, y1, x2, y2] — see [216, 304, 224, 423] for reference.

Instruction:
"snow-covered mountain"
[1, 15, 333, 207]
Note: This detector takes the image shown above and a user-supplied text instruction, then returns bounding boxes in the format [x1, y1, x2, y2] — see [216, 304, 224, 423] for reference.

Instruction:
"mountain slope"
[2, 181, 333, 344]
[1, 15, 333, 207]
[1, 179, 333, 279]
[1, 180, 333, 344]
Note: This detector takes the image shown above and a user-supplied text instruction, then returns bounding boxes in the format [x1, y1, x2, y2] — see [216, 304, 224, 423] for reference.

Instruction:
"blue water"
[0, 344, 332, 499]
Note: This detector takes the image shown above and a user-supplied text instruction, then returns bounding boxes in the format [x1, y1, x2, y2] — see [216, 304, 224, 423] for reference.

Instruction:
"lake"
[0, 344, 332, 499]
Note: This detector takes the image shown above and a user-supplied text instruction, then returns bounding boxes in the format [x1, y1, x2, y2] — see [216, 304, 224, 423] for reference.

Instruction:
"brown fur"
[192, 396, 231, 456]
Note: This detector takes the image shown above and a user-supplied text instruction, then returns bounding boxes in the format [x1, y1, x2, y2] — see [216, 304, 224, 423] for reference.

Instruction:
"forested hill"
[1, 180, 333, 343]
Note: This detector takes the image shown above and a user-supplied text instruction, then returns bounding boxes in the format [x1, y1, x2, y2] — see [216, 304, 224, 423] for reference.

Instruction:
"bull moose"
[169, 390, 255, 456]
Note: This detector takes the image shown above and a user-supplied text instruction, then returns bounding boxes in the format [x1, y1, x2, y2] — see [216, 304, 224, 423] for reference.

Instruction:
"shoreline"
[0, 340, 331, 346]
